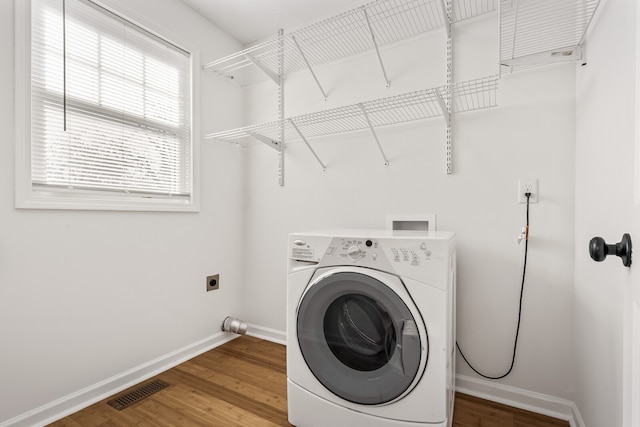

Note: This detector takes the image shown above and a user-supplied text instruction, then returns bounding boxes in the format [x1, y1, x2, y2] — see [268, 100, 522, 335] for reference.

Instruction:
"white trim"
[0, 332, 237, 427]
[571, 401, 587, 427]
[636, 0, 640, 207]
[14, 0, 32, 210]
[455, 374, 581, 427]
[246, 323, 287, 345]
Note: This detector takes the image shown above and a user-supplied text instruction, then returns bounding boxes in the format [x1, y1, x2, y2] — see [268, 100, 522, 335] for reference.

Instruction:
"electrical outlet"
[517, 179, 538, 204]
[206, 274, 219, 291]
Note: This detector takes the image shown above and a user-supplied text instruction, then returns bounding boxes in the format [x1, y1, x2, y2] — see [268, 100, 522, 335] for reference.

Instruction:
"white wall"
[0, 0, 244, 424]
[242, 14, 577, 400]
[574, 0, 638, 426]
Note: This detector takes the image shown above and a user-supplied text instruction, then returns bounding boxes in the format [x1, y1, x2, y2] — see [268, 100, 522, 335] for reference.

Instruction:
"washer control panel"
[290, 235, 443, 263]
[289, 231, 454, 290]
[328, 238, 435, 265]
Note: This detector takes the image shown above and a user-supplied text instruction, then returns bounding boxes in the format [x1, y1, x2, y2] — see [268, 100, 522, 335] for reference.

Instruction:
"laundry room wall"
[0, 0, 244, 424]
[241, 13, 577, 403]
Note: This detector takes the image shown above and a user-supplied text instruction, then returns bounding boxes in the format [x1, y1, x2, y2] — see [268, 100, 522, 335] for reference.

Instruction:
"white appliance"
[287, 229, 456, 427]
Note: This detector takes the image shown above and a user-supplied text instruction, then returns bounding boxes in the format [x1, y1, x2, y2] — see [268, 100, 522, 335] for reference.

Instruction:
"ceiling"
[179, 0, 365, 45]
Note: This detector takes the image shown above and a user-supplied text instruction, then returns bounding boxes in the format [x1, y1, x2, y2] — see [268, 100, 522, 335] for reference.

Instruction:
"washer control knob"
[420, 242, 427, 250]
[347, 246, 362, 259]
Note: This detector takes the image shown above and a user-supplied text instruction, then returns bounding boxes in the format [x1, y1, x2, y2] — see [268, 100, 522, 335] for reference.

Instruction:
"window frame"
[14, 0, 201, 212]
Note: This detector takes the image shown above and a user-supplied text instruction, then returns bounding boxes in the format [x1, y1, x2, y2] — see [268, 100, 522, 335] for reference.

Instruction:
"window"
[15, 0, 199, 211]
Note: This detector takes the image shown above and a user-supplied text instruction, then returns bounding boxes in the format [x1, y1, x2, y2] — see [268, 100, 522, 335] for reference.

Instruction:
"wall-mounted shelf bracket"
[434, 88, 450, 124]
[277, 29, 285, 187]
[443, 0, 453, 173]
[362, 7, 391, 88]
[247, 131, 281, 150]
[359, 103, 390, 166]
[291, 36, 328, 101]
[439, 0, 452, 37]
[244, 53, 279, 85]
[289, 119, 327, 171]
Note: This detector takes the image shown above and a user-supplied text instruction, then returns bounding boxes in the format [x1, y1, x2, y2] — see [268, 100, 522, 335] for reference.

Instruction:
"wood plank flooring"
[49, 336, 569, 427]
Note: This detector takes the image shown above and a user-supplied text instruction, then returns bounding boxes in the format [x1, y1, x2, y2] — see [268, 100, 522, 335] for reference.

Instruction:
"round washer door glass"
[297, 270, 425, 405]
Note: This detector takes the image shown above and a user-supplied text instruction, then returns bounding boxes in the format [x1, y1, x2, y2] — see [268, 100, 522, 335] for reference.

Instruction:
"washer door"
[297, 268, 426, 405]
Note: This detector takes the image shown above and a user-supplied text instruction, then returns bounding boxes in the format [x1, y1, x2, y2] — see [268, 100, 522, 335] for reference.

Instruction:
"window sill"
[15, 189, 200, 212]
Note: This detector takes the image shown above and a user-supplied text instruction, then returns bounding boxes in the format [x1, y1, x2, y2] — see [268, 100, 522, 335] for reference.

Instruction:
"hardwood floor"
[49, 336, 568, 427]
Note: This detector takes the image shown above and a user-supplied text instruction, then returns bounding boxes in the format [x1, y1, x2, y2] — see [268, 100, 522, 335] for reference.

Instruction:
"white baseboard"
[246, 323, 287, 345]
[456, 374, 584, 427]
[571, 402, 586, 427]
[0, 332, 238, 427]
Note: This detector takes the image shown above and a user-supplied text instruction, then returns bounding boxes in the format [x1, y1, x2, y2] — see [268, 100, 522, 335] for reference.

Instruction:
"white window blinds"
[30, 0, 193, 201]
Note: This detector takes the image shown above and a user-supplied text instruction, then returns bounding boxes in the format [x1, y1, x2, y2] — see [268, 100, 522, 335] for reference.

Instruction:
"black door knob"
[589, 234, 632, 267]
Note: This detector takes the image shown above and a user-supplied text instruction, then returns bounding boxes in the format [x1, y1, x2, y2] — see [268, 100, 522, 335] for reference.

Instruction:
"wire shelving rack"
[203, 0, 500, 184]
[500, 0, 602, 71]
[206, 75, 498, 169]
[203, 0, 497, 89]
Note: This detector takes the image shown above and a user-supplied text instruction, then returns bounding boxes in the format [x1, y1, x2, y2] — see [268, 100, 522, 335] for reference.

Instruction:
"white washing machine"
[287, 229, 456, 427]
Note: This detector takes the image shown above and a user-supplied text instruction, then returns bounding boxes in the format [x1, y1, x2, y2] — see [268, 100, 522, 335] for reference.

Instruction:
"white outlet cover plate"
[518, 179, 538, 203]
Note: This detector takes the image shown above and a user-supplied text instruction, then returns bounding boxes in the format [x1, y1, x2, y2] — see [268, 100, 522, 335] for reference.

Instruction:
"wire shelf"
[206, 75, 498, 144]
[204, 0, 496, 86]
[453, 0, 497, 22]
[500, 0, 601, 70]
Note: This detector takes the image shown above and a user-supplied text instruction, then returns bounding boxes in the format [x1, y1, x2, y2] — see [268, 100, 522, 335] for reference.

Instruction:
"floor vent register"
[107, 379, 170, 410]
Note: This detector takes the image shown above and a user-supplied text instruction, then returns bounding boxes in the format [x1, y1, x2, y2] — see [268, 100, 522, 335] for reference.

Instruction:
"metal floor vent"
[107, 379, 170, 410]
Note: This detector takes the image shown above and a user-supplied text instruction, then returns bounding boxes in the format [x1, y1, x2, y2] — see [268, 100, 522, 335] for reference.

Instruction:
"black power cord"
[455, 192, 531, 380]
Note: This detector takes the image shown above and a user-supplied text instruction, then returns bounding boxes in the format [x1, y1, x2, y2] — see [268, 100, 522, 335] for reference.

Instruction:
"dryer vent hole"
[206, 274, 220, 291]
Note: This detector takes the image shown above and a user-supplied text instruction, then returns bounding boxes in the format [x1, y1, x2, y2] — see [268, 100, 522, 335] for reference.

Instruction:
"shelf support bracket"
[363, 8, 390, 88]
[244, 53, 279, 85]
[439, 0, 451, 37]
[510, 0, 521, 63]
[442, 0, 453, 174]
[434, 89, 450, 124]
[292, 36, 328, 101]
[277, 28, 285, 186]
[247, 131, 281, 151]
[359, 104, 389, 166]
[289, 119, 327, 171]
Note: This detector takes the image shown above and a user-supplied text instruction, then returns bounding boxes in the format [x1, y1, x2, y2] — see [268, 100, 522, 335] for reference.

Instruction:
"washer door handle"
[400, 320, 420, 376]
